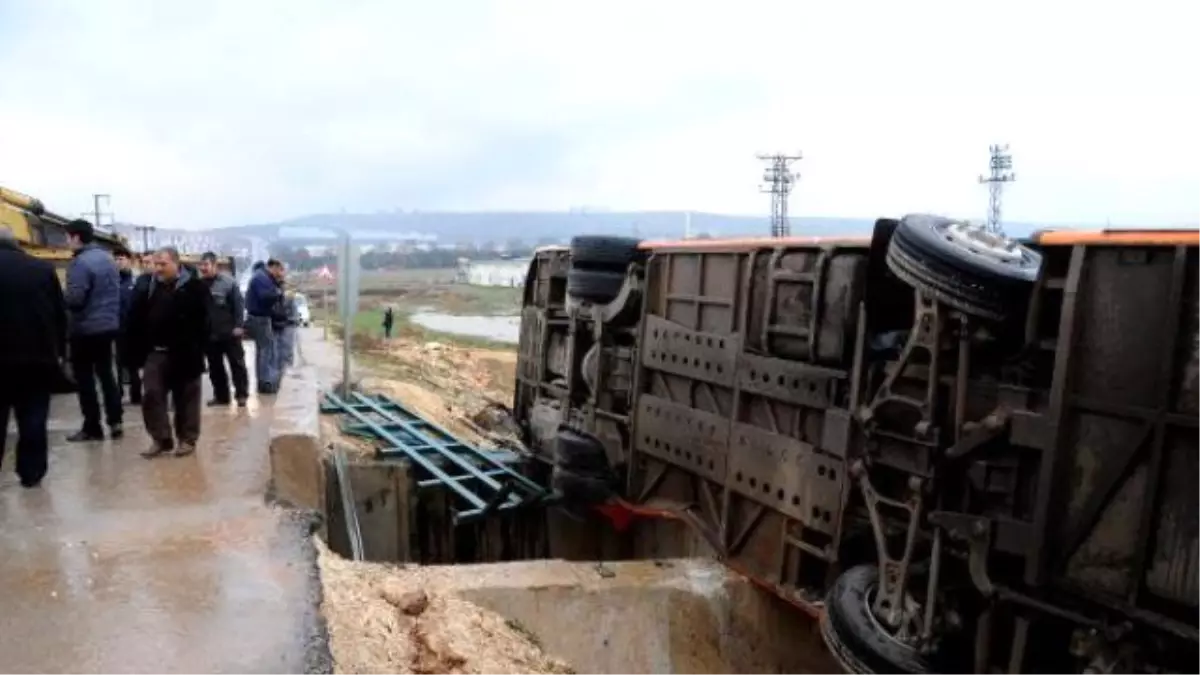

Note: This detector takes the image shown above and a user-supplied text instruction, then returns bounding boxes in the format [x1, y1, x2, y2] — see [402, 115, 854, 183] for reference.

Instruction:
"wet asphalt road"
[0, 380, 330, 672]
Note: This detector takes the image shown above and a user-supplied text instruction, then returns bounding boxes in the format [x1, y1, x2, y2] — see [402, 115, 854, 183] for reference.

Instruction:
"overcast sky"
[1, 0, 1196, 229]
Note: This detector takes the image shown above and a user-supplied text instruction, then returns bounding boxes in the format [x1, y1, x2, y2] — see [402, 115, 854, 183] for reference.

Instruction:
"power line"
[757, 153, 802, 237]
[978, 144, 1015, 234]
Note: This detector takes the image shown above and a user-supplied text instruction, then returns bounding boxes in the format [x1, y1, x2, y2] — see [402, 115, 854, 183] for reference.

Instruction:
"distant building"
[304, 244, 335, 257]
[457, 258, 529, 287]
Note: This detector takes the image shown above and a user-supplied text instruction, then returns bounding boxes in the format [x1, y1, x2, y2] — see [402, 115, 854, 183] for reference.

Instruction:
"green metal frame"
[321, 391, 549, 523]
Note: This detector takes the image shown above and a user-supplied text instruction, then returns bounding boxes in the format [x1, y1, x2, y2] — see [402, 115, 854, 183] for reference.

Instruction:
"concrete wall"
[413, 558, 837, 674]
[268, 365, 325, 514]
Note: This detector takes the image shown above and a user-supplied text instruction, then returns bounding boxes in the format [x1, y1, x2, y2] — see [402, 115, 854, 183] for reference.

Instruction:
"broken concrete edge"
[361, 556, 837, 674]
[278, 509, 336, 675]
[268, 364, 326, 513]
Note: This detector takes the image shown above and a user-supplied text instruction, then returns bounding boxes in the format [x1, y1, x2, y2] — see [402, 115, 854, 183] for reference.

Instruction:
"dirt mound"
[318, 541, 573, 674]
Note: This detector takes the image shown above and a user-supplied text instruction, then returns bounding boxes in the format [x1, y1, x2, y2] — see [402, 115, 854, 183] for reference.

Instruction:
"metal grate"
[321, 391, 549, 523]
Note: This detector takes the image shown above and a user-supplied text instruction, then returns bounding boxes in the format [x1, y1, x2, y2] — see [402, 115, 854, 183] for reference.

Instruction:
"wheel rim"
[939, 220, 1030, 267]
[865, 584, 924, 651]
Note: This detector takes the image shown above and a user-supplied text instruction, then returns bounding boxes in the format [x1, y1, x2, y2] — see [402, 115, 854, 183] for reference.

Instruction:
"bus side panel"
[1043, 244, 1198, 612]
[629, 243, 867, 599]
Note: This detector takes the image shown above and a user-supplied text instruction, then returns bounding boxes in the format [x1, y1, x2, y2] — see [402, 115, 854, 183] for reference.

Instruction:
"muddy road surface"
[0, 389, 329, 672]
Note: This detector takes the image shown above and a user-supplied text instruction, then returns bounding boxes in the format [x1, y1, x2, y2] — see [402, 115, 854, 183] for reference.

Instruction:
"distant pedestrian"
[63, 219, 124, 442]
[125, 247, 209, 458]
[113, 248, 142, 404]
[245, 259, 285, 394]
[0, 228, 68, 488]
[382, 307, 394, 338]
[199, 252, 250, 407]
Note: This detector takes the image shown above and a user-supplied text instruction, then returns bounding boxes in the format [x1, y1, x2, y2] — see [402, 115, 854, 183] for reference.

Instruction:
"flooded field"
[409, 311, 521, 344]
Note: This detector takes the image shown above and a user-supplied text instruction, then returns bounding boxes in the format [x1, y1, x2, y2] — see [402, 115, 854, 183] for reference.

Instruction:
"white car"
[293, 293, 311, 327]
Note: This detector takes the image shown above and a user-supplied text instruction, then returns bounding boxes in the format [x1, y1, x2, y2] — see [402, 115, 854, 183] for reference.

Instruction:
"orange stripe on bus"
[1034, 230, 1199, 246]
[639, 236, 871, 251]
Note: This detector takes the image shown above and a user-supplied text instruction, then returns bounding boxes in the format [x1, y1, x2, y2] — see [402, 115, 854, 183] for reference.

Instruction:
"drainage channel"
[318, 389, 837, 673]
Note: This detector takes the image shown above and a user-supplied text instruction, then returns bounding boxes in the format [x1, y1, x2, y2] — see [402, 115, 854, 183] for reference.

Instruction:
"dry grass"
[317, 540, 574, 674]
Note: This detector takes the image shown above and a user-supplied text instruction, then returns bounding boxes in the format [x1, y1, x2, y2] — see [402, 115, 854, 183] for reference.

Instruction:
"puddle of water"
[410, 312, 520, 344]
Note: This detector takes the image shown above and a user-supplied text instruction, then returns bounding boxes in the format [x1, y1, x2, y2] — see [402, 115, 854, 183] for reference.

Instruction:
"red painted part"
[592, 500, 825, 620]
[593, 499, 682, 532]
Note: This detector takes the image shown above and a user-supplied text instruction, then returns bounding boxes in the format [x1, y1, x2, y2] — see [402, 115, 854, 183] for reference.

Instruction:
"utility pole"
[133, 224, 158, 253]
[89, 193, 113, 230]
[757, 153, 802, 237]
[978, 144, 1015, 234]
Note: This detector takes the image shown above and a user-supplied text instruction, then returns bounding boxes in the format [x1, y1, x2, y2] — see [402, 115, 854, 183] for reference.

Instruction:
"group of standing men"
[0, 219, 297, 487]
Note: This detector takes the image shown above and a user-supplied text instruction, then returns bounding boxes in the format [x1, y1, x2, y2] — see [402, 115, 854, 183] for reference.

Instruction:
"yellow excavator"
[1, 184, 236, 280]
[1, 184, 132, 284]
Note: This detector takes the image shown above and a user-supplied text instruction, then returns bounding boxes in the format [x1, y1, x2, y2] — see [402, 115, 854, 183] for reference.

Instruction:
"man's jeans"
[0, 387, 51, 486]
[70, 332, 124, 434]
[246, 316, 278, 392]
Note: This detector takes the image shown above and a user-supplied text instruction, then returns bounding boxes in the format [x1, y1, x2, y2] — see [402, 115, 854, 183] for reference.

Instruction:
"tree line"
[266, 241, 545, 272]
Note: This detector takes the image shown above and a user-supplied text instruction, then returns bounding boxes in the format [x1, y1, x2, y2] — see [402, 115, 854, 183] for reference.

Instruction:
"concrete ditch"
[269, 340, 837, 673]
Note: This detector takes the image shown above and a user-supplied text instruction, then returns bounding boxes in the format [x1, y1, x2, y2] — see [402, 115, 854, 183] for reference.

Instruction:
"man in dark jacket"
[114, 247, 142, 404]
[245, 259, 284, 394]
[64, 219, 124, 441]
[0, 227, 68, 487]
[125, 247, 209, 458]
[199, 251, 249, 407]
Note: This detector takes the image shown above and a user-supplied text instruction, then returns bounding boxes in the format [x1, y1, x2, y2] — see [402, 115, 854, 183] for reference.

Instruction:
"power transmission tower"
[978, 144, 1015, 234]
[133, 224, 158, 253]
[89, 193, 113, 230]
[757, 153, 802, 237]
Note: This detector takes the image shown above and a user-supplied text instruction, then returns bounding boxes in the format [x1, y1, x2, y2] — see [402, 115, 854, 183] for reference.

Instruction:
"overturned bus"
[513, 216, 1199, 673]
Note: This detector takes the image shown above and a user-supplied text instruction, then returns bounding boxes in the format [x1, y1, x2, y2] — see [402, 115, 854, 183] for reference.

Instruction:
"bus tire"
[892, 214, 1041, 286]
[570, 235, 643, 270]
[820, 565, 929, 675]
[567, 268, 626, 304]
[551, 466, 613, 505]
[554, 426, 610, 473]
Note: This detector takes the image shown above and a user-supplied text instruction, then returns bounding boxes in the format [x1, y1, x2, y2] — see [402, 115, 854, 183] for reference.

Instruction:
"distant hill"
[118, 210, 1170, 251]
[214, 211, 875, 244]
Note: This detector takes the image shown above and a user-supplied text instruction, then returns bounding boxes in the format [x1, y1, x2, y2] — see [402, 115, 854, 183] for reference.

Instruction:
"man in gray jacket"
[64, 219, 124, 442]
[199, 252, 249, 407]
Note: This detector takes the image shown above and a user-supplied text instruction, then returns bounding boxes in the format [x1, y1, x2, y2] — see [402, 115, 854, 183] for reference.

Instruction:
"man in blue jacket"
[244, 259, 284, 394]
[63, 219, 124, 441]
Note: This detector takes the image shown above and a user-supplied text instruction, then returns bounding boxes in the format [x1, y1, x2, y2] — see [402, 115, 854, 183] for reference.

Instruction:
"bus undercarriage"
[513, 216, 1198, 673]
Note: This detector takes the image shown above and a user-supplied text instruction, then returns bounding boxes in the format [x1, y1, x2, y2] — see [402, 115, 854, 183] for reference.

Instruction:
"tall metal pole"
[340, 235, 351, 397]
[335, 232, 360, 398]
[978, 144, 1015, 234]
[757, 153, 802, 237]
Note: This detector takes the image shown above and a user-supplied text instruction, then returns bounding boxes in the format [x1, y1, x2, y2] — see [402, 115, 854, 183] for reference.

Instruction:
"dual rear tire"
[551, 426, 615, 505]
[567, 235, 642, 304]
